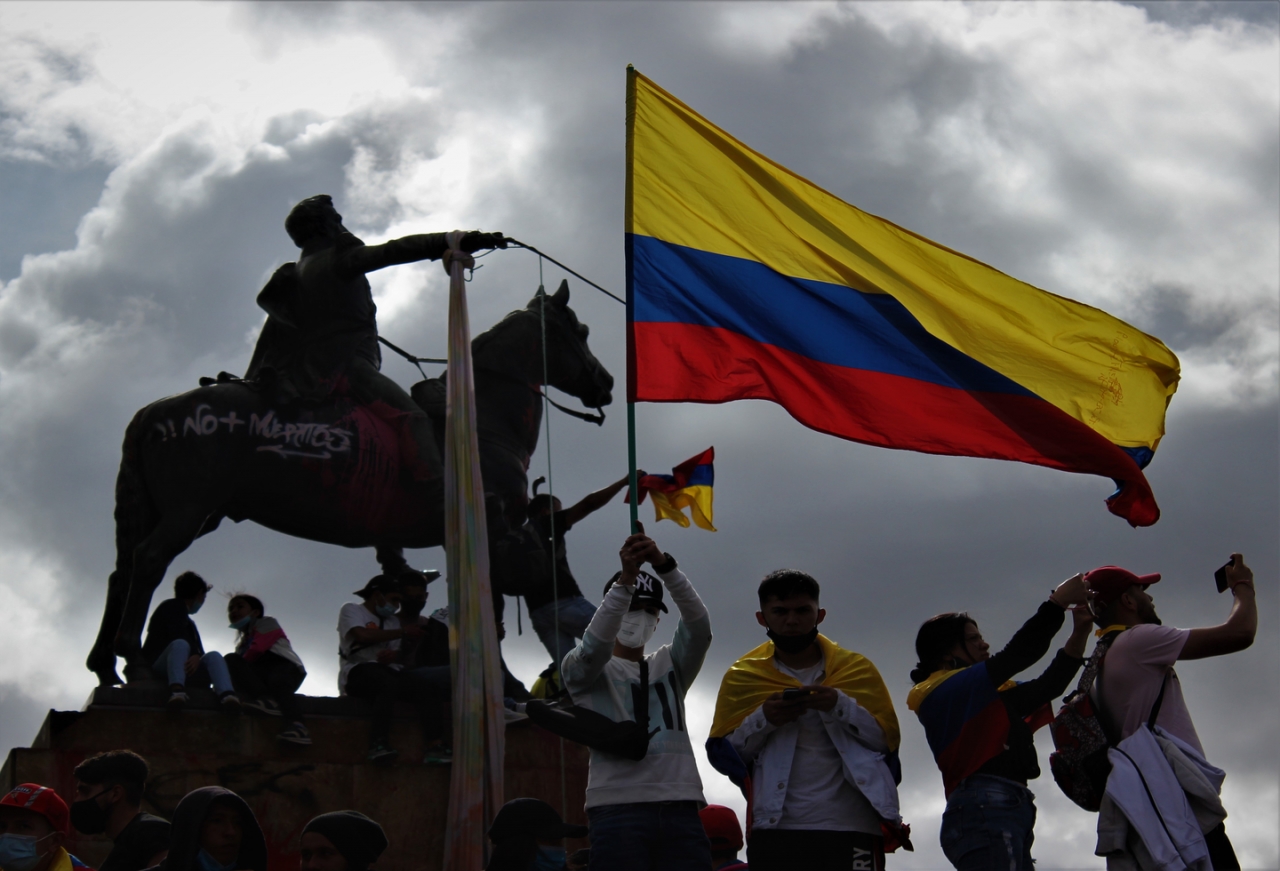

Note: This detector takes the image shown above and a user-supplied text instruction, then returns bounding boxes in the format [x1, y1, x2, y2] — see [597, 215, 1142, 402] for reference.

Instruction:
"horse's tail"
[88, 409, 159, 681]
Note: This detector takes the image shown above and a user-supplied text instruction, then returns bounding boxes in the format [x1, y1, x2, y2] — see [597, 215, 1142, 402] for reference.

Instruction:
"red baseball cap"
[1, 783, 70, 834]
[699, 804, 743, 852]
[1085, 566, 1161, 615]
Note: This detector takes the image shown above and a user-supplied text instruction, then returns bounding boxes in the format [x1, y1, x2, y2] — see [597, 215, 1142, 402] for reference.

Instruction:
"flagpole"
[625, 64, 640, 535]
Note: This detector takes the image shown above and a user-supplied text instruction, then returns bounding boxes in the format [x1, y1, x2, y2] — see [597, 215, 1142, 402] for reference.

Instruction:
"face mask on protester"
[616, 611, 658, 649]
[0, 833, 54, 871]
[196, 849, 236, 871]
[767, 626, 819, 654]
[374, 603, 397, 619]
[188, 600, 204, 615]
[228, 616, 252, 631]
[531, 845, 567, 871]
[69, 790, 111, 835]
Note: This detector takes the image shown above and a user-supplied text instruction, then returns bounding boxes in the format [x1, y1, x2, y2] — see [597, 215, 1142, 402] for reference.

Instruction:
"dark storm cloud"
[1124, 0, 1280, 30]
[0, 2, 1275, 866]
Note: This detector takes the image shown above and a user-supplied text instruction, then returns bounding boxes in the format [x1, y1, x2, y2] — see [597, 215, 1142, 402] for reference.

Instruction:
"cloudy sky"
[1, 1, 1276, 866]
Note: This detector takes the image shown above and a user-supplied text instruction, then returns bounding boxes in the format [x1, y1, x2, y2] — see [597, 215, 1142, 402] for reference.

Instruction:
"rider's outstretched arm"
[337, 231, 506, 277]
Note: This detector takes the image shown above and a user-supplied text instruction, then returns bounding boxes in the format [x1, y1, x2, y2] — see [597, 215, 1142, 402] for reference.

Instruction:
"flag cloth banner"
[442, 231, 505, 869]
[630, 447, 716, 530]
[624, 69, 1180, 526]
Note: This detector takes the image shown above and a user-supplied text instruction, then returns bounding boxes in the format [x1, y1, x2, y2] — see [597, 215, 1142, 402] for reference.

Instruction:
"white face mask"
[616, 611, 658, 649]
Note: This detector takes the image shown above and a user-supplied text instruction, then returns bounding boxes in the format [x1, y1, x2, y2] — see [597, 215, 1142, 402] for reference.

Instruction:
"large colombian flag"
[624, 69, 1180, 526]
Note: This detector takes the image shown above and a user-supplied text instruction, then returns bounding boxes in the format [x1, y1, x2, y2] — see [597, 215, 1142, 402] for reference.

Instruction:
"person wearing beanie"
[485, 799, 586, 871]
[299, 812, 387, 871]
[0, 784, 95, 871]
[906, 576, 1092, 870]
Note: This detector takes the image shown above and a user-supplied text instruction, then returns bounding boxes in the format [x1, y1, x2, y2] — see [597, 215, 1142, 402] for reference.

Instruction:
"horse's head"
[529, 280, 613, 409]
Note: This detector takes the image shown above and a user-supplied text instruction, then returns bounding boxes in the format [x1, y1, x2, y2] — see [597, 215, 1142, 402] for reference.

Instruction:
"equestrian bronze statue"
[86, 196, 612, 685]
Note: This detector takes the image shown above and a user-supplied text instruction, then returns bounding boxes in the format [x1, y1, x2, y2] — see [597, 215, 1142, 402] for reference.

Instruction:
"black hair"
[284, 195, 335, 247]
[527, 494, 559, 520]
[73, 750, 149, 804]
[757, 569, 820, 607]
[910, 612, 977, 684]
[228, 594, 264, 618]
[174, 571, 210, 600]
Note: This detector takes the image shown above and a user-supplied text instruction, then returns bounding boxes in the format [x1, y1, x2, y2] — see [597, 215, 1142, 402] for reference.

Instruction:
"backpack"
[525, 659, 659, 761]
[1049, 629, 1167, 812]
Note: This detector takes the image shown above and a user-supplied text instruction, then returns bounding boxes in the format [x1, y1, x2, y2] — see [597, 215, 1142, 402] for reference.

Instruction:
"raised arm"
[563, 473, 637, 527]
[561, 581, 632, 692]
[985, 575, 1085, 686]
[334, 231, 504, 277]
[1181, 554, 1257, 660]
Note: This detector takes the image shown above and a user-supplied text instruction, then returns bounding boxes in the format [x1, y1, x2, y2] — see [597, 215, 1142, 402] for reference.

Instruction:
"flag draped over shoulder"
[631, 447, 716, 531]
[625, 68, 1180, 526]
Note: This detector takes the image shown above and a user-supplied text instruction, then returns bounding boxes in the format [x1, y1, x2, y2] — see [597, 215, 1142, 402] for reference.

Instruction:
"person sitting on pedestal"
[0, 783, 95, 871]
[337, 576, 423, 765]
[139, 572, 238, 712]
[145, 788, 265, 871]
[70, 751, 169, 871]
[222, 594, 311, 747]
[298, 812, 387, 871]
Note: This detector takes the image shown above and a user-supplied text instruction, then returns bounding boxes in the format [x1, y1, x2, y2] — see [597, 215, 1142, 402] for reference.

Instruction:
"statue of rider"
[246, 194, 504, 482]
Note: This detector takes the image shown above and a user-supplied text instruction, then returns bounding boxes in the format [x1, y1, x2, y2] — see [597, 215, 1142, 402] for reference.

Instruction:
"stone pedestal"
[1, 686, 588, 871]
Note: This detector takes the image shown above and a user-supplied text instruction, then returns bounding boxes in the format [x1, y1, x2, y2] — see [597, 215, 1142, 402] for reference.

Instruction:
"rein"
[377, 335, 605, 426]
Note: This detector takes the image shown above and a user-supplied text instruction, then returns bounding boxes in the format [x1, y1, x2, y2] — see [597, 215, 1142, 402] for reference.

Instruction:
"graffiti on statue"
[153, 404, 353, 460]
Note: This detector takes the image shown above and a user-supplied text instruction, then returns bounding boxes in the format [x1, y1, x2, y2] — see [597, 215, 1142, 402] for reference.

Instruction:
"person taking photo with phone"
[907, 575, 1092, 871]
[707, 570, 908, 871]
[1085, 556, 1257, 871]
[560, 530, 713, 871]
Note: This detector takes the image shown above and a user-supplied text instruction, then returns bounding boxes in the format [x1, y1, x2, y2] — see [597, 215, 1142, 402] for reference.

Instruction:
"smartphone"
[781, 688, 813, 701]
[1214, 557, 1235, 593]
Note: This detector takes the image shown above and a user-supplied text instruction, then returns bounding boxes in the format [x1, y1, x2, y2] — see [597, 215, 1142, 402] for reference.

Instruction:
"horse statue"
[86, 280, 612, 685]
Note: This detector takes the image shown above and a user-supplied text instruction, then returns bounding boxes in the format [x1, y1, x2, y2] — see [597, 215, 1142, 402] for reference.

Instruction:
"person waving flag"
[625, 68, 1179, 526]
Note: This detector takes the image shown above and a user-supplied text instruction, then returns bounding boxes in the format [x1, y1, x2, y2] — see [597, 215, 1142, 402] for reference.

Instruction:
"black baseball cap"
[488, 798, 588, 843]
[353, 575, 398, 598]
[603, 571, 668, 613]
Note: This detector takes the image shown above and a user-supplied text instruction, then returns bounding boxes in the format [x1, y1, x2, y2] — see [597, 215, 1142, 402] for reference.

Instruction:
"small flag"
[630, 447, 716, 531]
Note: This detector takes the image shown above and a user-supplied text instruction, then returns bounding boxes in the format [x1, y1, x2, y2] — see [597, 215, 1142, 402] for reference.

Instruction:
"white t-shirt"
[773, 660, 882, 833]
[337, 602, 401, 694]
[1097, 624, 1204, 756]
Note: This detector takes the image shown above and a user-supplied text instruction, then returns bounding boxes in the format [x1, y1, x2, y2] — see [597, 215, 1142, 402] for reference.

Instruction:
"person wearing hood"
[485, 799, 586, 871]
[146, 788, 265, 871]
[0, 783, 95, 871]
[222, 594, 311, 746]
[298, 812, 387, 871]
[140, 572, 238, 712]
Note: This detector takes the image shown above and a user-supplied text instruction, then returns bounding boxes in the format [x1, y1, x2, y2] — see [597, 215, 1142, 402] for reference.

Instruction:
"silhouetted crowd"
[14, 473, 1257, 871]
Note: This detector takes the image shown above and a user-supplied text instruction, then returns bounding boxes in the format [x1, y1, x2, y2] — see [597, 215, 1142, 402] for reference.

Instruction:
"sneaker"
[421, 742, 453, 765]
[278, 723, 312, 746]
[220, 693, 242, 712]
[166, 690, 188, 711]
[243, 698, 282, 717]
[367, 743, 398, 765]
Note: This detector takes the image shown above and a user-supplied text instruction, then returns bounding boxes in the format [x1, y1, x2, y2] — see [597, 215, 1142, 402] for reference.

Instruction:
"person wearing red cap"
[1086, 554, 1256, 870]
[0, 784, 95, 871]
[698, 806, 747, 871]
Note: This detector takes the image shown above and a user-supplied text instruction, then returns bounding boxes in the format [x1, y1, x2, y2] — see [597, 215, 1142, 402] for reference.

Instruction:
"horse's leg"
[113, 510, 209, 683]
[376, 545, 409, 578]
[86, 569, 131, 686]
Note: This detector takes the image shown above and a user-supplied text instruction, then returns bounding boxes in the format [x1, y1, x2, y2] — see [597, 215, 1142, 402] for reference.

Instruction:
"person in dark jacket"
[140, 573, 237, 711]
[222, 594, 310, 746]
[71, 751, 169, 871]
[298, 812, 387, 871]
[906, 575, 1093, 871]
[485, 799, 586, 871]
[146, 788, 265, 871]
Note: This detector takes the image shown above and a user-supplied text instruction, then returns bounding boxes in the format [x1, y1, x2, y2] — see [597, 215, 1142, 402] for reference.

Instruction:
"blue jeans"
[151, 639, 233, 695]
[940, 775, 1036, 871]
[529, 595, 597, 669]
[587, 801, 710, 871]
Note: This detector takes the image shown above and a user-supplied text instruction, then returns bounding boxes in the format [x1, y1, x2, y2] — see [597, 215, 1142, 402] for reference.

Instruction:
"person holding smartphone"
[907, 575, 1092, 871]
[1086, 556, 1257, 871]
[707, 570, 907, 871]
